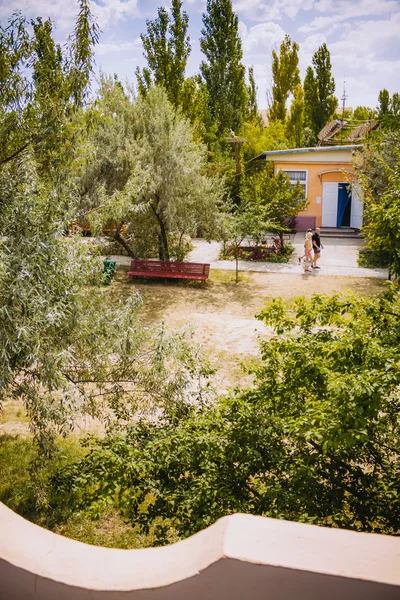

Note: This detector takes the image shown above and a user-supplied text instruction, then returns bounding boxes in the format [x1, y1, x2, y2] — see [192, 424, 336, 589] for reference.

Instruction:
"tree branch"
[0, 143, 30, 166]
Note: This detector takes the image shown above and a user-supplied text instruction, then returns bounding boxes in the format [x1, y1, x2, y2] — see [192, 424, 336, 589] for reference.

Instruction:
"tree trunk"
[235, 252, 239, 283]
[113, 227, 135, 258]
[151, 201, 170, 261]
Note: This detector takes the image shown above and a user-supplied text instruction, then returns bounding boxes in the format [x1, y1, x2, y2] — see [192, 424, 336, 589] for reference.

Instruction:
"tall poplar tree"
[136, 0, 190, 108]
[378, 89, 390, 117]
[286, 83, 304, 147]
[270, 35, 300, 122]
[248, 66, 259, 122]
[0, 0, 98, 172]
[313, 43, 337, 131]
[303, 65, 318, 143]
[303, 44, 337, 140]
[200, 0, 248, 138]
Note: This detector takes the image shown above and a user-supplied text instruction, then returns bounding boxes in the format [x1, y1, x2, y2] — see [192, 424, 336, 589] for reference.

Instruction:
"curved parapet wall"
[0, 502, 399, 599]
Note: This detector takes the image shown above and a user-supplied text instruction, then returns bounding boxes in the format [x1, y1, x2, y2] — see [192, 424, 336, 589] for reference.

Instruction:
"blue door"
[337, 183, 351, 227]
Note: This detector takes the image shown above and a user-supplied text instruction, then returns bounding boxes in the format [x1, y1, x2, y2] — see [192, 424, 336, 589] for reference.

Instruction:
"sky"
[1, 0, 400, 110]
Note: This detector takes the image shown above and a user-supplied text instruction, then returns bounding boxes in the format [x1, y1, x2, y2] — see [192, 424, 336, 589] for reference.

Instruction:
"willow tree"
[84, 85, 225, 261]
[0, 5, 210, 458]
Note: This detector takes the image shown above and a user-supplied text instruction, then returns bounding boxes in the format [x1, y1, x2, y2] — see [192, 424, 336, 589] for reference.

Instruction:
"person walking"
[303, 231, 313, 273]
[298, 229, 313, 264]
[312, 227, 323, 269]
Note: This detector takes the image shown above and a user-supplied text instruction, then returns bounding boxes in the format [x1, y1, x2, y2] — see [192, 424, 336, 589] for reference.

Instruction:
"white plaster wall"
[0, 502, 399, 599]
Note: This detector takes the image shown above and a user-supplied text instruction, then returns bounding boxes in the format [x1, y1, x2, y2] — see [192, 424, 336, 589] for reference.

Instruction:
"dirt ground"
[123, 269, 385, 393]
[0, 269, 384, 435]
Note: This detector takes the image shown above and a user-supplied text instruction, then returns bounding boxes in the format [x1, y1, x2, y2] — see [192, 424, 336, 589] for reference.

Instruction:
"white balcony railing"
[0, 501, 399, 599]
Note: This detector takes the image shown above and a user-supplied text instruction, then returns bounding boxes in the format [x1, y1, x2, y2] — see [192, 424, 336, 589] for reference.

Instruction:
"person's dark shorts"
[314, 249, 321, 254]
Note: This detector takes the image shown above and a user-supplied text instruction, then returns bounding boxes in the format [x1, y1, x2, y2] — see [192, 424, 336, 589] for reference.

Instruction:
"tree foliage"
[0, 158, 214, 453]
[221, 200, 273, 282]
[0, 6, 213, 458]
[270, 35, 300, 123]
[55, 286, 400, 542]
[304, 44, 337, 139]
[247, 66, 259, 123]
[136, 0, 190, 109]
[241, 167, 307, 236]
[352, 106, 377, 121]
[240, 120, 288, 163]
[355, 131, 400, 276]
[82, 83, 224, 260]
[286, 83, 304, 147]
[0, 2, 99, 173]
[378, 89, 390, 118]
[303, 66, 318, 144]
[200, 0, 248, 138]
[378, 89, 400, 130]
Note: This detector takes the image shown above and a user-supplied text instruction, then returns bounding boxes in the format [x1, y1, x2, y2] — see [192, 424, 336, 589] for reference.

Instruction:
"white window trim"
[281, 168, 308, 199]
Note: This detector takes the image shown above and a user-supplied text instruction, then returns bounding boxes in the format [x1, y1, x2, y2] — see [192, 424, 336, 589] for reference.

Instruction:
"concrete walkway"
[188, 237, 388, 279]
[103, 236, 388, 279]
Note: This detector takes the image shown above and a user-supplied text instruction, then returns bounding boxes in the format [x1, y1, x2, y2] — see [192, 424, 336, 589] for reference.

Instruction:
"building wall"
[273, 161, 355, 228]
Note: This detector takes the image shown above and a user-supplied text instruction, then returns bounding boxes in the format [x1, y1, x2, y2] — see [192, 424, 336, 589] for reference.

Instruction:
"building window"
[282, 169, 308, 199]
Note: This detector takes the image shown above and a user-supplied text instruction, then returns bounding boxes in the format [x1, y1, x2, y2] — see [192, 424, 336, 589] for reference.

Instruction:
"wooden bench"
[127, 259, 210, 287]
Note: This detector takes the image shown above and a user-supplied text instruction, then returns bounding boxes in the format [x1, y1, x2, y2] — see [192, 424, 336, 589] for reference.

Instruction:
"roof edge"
[252, 145, 363, 161]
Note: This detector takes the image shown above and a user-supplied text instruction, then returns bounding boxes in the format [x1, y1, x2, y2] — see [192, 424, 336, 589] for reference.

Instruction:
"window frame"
[281, 168, 308, 200]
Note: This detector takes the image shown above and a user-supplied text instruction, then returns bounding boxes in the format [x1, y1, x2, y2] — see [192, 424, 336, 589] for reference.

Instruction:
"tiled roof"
[318, 119, 346, 142]
[347, 120, 379, 142]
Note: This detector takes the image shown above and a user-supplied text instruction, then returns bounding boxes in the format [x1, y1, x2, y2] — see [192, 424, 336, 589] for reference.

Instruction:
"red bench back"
[129, 260, 210, 276]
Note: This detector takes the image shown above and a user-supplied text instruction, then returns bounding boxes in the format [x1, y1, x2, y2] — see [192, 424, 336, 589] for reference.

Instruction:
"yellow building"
[259, 145, 363, 230]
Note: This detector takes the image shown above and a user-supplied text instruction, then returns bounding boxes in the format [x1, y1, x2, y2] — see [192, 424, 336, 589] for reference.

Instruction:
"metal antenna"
[340, 78, 348, 141]
[340, 78, 348, 122]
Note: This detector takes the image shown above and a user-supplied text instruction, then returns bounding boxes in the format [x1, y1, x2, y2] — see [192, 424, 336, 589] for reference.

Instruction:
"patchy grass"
[54, 509, 179, 549]
[0, 432, 166, 548]
[111, 269, 385, 393]
[0, 400, 30, 436]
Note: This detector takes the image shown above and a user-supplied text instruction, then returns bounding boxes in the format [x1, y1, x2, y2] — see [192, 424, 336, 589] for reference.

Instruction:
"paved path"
[188, 237, 388, 279]
[103, 237, 388, 279]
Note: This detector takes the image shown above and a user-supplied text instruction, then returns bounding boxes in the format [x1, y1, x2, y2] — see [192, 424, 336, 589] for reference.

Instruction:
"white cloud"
[239, 20, 286, 55]
[233, 0, 282, 21]
[321, 13, 400, 106]
[302, 33, 327, 54]
[96, 38, 142, 55]
[301, 0, 398, 32]
[0, 0, 79, 34]
[283, 0, 314, 19]
[184, 0, 206, 8]
[238, 21, 287, 108]
[233, 0, 314, 21]
[0, 0, 140, 35]
[328, 13, 400, 70]
[93, 0, 139, 29]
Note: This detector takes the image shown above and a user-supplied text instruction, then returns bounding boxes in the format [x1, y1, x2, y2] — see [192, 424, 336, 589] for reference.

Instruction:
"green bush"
[358, 248, 391, 269]
[53, 287, 400, 544]
[220, 241, 294, 263]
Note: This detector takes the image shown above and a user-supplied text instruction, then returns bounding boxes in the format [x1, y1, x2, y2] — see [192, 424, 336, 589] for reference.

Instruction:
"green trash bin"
[103, 260, 116, 285]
